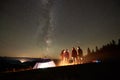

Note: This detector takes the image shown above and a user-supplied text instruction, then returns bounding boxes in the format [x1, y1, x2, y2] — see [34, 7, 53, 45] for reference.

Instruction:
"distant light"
[92, 60, 101, 63]
[19, 59, 27, 63]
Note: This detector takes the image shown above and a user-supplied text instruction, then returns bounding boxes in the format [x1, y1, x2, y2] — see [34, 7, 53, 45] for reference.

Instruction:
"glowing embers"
[59, 61, 72, 66]
[58, 60, 76, 67]
[33, 61, 56, 69]
[58, 58, 84, 66]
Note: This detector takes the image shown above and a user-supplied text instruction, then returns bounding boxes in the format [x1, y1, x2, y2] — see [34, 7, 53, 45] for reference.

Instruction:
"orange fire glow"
[58, 60, 79, 67]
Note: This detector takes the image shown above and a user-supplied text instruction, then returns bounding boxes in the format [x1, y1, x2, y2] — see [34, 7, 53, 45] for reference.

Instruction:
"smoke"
[35, 0, 55, 56]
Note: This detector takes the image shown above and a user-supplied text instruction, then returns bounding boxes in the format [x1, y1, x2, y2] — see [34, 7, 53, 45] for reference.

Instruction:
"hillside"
[0, 61, 119, 80]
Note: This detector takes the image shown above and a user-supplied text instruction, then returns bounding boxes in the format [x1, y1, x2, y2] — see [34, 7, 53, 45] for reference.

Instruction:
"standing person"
[60, 49, 65, 61]
[77, 46, 83, 63]
[71, 47, 77, 64]
[64, 49, 70, 63]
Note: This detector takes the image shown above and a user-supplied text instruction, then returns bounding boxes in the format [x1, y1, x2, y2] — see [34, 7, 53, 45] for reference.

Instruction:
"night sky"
[0, 0, 120, 58]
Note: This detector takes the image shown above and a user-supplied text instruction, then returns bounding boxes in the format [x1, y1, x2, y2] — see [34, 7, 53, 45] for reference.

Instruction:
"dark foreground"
[0, 61, 120, 80]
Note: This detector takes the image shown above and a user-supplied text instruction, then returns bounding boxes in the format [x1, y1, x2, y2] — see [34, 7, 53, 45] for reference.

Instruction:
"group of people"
[60, 46, 83, 64]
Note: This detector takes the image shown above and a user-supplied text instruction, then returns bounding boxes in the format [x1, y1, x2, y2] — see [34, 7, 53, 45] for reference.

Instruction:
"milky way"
[35, 0, 55, 56]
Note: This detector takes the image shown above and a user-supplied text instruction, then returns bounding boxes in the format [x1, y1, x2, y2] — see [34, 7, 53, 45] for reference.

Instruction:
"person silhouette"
[60, 49, 65, 61]
[77, 46, 83, 63]
[64, 49, 70, 63]
[71, 47, 77, 64]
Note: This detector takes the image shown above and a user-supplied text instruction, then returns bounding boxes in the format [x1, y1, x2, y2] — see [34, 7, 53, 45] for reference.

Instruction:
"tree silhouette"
[118, 39, 120, 46]
[87, 48, 91, 55]
[95, 46, 99, 53]
[85, 39, 120, 61]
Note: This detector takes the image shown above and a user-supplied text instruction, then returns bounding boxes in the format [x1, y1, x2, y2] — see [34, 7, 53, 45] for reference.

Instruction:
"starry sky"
[0, 0, 120, 58]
